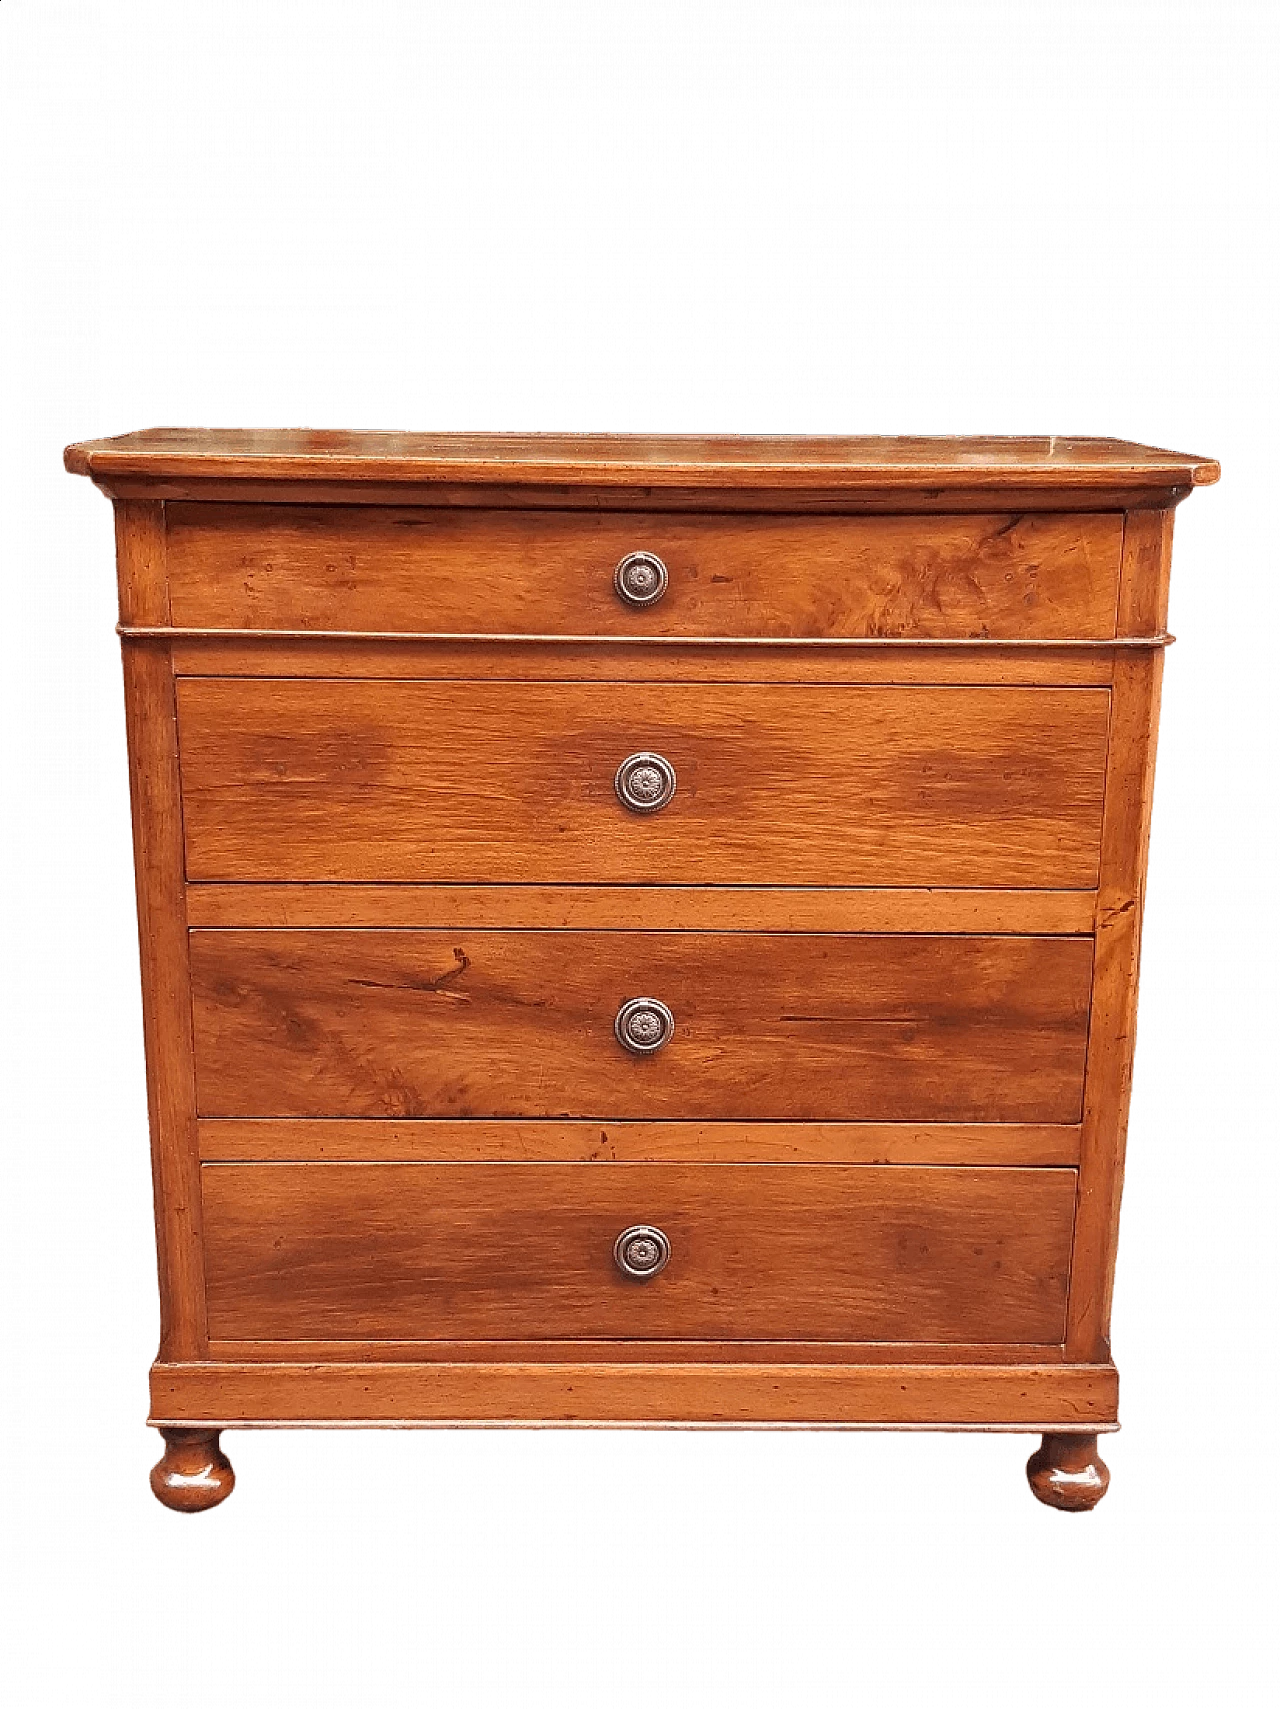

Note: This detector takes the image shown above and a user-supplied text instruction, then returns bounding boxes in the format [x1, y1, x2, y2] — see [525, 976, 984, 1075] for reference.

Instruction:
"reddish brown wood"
[65, 429, 1221, 493]
[163, 505, 1123, 640]
[131, 628, 1166, 647]
[169, 635, 1117, 685]
[189, 930, 1093, 1123]
[184, 883, 1097, 934]
[205, 1339, 1071, 1366]
[1068, 510, 1174, 1357]
[175, 680, 1111, 887]
[1122, 507, 1177, 632]
[67, 431, 1213, 1506]
[1026, 1432, 1110, 1510]
[195, 1118, 1082, 1166]
[149, 1358, 1120, 1427]
[98, 475, 1204, 514]
[202, 1161, 1076, 1343]
[114, 501, 207, 1361]
[150, 1427, 234, 1511]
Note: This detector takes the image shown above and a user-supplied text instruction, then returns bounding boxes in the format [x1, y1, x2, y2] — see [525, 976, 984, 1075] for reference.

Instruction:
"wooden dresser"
[66, 430, 1217, 1511]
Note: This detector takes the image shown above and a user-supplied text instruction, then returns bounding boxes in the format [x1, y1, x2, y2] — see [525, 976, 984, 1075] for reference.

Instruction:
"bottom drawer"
[203, 1163, 1075, 1345]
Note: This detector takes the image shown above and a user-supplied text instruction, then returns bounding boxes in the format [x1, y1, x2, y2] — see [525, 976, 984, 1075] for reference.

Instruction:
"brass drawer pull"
[615, 751, 676, 813]
[614, 1224, 671, 1279]
[615, 996, 675, 1055]
[614, 550, 668, 608]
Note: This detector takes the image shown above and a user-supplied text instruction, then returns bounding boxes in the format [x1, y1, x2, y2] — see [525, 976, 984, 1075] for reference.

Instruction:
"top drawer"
[165, 505, 1123, 640]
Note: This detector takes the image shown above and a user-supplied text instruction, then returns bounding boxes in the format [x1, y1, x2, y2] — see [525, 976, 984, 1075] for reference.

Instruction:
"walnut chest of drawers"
[66, 430, 1218, 1511]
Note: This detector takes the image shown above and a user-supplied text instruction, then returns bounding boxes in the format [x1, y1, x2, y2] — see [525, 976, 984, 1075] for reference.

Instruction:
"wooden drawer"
[190, 929, 1093, 1122]
[165, 505, 1124, 640]
[176, 680, 1111, 887]
[201, 1162, 1077, 1343]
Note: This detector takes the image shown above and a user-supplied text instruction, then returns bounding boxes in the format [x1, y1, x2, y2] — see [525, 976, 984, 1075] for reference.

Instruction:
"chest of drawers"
[66, 430, 1217, 1512]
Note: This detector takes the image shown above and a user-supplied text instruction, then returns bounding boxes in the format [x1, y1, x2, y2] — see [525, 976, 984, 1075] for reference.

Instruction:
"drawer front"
[166, 505, 1123, 639]
[177, 680, 1110, 887]
[190, 930, 1093, 1122]
[201, 1162, 1077, 1343]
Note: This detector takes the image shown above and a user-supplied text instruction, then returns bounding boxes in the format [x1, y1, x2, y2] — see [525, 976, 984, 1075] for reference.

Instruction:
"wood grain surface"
[114, 501, 208, 1359]
[195, 1118, 1082, 1166]
[203, 1338, 1071, 1366]
[1068, 509, 1175, 1357]
[65, 428, 1221, 491]
[169, 635, 1117, 685]
[176, 680, 1112, 887]
[189, 929, 1093, 1122]
[67, 428, 1216, 1474]
[164, 505, 1123, 639]
[149, 1356, 1120, 1427]
[104, 478, 1204, 514]
[184, 883, 1097, 934]
[200, 1162, 1077, 1344]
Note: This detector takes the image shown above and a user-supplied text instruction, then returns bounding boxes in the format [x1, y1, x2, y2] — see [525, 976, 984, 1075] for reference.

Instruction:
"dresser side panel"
[115, 500, 208, 1359]
[1067, 508, 1174, 1356]
[1118, 506, 1176, 634]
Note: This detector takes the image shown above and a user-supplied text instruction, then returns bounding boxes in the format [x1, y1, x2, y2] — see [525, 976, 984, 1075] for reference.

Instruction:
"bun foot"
[1027, 1432, 1110, 1511]
[150, 1428, 235, 1512]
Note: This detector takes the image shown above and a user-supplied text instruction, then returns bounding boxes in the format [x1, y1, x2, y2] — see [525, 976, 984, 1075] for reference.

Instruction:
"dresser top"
[65, 429, 1218, 493]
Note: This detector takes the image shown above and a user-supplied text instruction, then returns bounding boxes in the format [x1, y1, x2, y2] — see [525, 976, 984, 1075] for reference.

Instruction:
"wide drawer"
[189, 930, 1093, 1121]
[165, 505, 1123, 639]
[176, 680, 1111, 886]
[201, 1162, 1077, 1343]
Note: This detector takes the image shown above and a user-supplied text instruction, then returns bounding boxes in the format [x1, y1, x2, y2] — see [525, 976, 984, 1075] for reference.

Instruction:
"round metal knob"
[615, 751, 676, 814]
[614, 550, 669, 608]
[614, 1224, 671, 1279]
[615, 996, 675, 1055]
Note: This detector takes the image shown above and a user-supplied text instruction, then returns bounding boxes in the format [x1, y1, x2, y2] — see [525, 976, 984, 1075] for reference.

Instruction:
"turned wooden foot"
[150, 1428, 235, 1512]
[1026, 1432, 1110, 1511]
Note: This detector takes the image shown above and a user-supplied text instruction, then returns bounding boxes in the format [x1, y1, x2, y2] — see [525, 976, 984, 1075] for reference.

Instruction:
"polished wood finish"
[65, 429, 1221, 493]
[196, 1119, 1081, 1166]
[202, 1162, 1076, 1344]
[206, 1339, 1074, 1366]
[176, 680, 1110, 887]
[149, 1427, 234, 1512]
[169, 636, 1117, 684]
[1125, 507, 1175, 630]
[189, 930, 1092, 1122]
[149, 1358, 1120, 1428]
[1065, 509, 1175, 1359]
[114, 502, 207, 1362]
[185, 883, 1096, 934]
[68, 430, 1214, 1506]
[1026, 1432, 1111, 1510]
[128, 627, 1164, 647]
[165, 505, 1123, 640]
[104, 477, 1205, 515]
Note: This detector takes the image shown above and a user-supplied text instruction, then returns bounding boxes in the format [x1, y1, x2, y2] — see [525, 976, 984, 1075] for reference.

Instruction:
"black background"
[29, 423, 1244, 1681]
